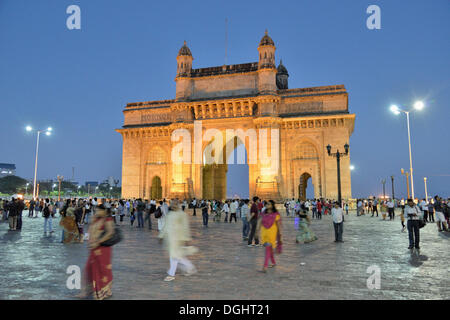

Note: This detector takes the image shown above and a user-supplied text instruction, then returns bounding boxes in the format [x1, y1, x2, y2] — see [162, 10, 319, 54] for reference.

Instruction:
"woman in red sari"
[77, 206, 114, 300]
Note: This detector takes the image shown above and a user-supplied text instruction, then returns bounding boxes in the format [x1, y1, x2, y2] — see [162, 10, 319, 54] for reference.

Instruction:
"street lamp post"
[326, 143, 350, 204]
[390, 101, 425, 200]
[401, 168, 411, 199]
[424, 177, 428, 202]
[57, 175, 64, 201]
[391, 175, 395, 200]
[381, 179, 386, 199]
[26, 126, 52, 200]
[25, 183, 29, 195]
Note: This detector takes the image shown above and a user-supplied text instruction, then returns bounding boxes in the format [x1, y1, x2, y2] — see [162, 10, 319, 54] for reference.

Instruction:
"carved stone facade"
[117, 31, 355, 201]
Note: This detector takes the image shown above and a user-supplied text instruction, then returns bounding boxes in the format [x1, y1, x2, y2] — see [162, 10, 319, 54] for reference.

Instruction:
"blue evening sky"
[0, 0, 449, 198]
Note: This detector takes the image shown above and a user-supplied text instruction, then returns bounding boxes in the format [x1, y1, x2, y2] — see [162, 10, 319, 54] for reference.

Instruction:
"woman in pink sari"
[258, 200, 282, 273]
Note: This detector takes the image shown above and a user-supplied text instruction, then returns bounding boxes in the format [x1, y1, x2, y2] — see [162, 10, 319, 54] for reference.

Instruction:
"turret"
[175, 41, 193, 101]
[276, 59, 289, 89]
[257, 30, 277, 95]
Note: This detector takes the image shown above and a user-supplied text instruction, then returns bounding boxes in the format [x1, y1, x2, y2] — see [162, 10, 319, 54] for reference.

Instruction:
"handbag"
[418, 219, 426, 228]
[100, 220, 123, 246]
[415, 206, 426, 229]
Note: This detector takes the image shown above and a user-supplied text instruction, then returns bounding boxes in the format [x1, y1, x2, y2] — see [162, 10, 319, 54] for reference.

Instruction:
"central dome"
[259, 30, 274, 46]
[178, 41, 192, 56]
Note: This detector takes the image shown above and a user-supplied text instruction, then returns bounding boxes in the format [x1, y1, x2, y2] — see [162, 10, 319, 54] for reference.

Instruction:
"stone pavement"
[0, 209, 448, 300]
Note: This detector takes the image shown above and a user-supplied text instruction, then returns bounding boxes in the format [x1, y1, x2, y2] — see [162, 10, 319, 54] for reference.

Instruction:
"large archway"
[202, 135, 248, 200]
[292, 141, 322, 200]
[227, 143, 249, 199]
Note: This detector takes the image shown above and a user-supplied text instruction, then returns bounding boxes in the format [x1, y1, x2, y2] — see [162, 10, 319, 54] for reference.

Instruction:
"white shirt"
[331, 207, 344, 223]
[387, 201, 394, 208]
[404, 205, 421, 220]
[419, 201, 428, 211]
[230, 201, 237, 213]
[222, 203, 229, 213]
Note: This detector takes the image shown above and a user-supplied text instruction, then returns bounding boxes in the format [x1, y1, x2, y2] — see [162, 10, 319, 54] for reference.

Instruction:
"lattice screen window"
[294, 143, 318, 160]
[149, 147, 166, 164]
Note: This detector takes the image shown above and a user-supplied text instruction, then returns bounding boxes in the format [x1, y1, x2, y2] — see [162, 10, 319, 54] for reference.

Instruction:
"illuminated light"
[45, 131, 51, 136]
[350, 165, 355, 171]
[47, 127, 53, 132]
[390, 105, 400, 115]
[26, 126, 32, 131]
[414, 101, 424, 110]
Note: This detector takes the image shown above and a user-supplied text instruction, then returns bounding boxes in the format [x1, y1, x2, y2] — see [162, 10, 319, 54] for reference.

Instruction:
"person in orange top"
[259, 200, 282, 273]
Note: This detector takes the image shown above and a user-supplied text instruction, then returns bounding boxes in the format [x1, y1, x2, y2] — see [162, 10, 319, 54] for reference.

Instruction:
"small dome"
[259, 30, 274, 46]
[178, 40, 192, 56]
[277, 59, 288, 75]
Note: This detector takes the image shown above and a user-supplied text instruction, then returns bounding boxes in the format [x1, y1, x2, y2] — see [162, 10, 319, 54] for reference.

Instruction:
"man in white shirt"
[404, 198, 422, 249]
[229, 200, 238, 223]
[289, 199, 295, 217]
[331, 202, 344, 242]
[357, 200, 362, 216]
[387, 199, 395, 220]
[222, 201, 230, 222]
[419, 199, 428, 222]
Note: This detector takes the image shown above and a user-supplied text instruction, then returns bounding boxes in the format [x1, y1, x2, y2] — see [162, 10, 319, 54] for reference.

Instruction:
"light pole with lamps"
[25, 183, 30, 195]
[401, 168, 411, 199]
[57, 175, 64, 201]
[381, 179, 386, 199]
[390, 101, 425, 200]
[326, 143, 350, 205]
[26, 126, 52, 200]
[423, 177, 428, 202]
[390, 175, 395, 200]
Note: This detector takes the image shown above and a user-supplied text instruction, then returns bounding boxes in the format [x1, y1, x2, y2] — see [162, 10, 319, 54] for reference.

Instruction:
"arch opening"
[150, 176, 162, 199]
[202, 135, 248, 200]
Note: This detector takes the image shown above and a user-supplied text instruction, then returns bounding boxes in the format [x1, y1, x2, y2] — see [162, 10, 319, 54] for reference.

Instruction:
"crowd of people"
[1, 194, 449, 299]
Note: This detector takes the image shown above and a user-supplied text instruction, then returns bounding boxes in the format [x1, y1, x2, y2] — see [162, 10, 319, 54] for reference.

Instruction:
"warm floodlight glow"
[390, 105, 400, 114]
[26, 126, 32, 131]
[414, 101, 424, 110]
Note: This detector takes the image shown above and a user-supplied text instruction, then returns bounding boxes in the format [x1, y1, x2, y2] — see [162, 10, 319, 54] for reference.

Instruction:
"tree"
[0, 175, 28, 194]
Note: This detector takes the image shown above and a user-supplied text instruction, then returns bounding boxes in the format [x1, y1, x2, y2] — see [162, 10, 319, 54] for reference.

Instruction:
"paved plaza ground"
[0, 209, 449, 300]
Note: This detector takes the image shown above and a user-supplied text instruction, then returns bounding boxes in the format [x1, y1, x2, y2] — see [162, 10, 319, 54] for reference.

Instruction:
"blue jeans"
[44, 217, 53, 233]
[242, 218, 249, 238]
[137, 211, 144, 227]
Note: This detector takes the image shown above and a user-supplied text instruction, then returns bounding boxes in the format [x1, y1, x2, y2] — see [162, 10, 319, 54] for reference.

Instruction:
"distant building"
[0, 163, 16, 178]
[85, 181, 99, 187]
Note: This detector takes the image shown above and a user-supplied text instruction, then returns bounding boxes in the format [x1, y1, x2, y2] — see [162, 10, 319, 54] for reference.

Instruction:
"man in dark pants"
[192, 198, 197, 216]
[16, 199, 25, 230]
[331, 202, 344, 242]
[201, 202, 209, 227]
[247, 197, 260, 247]
[28, 199, 35, 217]
[404, 198, 421, 250]
[136, 198, 145, 228]
[372, 199, 378, 217]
